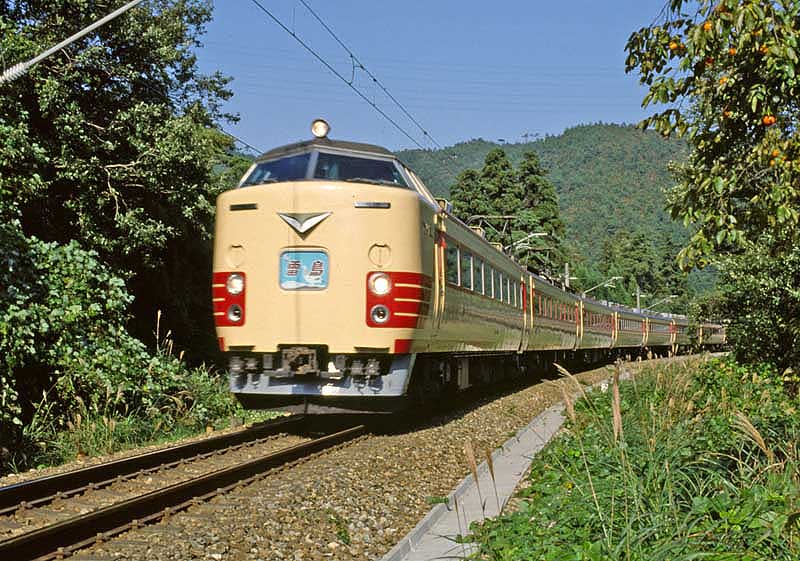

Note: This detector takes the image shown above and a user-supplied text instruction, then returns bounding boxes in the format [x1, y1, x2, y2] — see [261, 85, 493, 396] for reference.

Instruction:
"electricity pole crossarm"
[582, 276, 623, 297]
[0, 0, 145, 85]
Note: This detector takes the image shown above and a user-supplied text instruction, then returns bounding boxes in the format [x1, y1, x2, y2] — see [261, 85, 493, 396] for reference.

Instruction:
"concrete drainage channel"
[381, 403, 567, 561]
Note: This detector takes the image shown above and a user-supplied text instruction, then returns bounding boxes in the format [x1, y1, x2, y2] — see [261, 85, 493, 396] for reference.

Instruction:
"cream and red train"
[212, 120, 725, 413]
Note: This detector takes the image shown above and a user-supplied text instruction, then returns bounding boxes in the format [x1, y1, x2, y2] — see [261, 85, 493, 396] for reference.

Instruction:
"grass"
[5, 387, 283, 475]
[467, 357, 800, 560]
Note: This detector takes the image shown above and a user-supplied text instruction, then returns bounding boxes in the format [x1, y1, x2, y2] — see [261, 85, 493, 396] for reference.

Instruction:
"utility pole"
[564, 262, 570, 288]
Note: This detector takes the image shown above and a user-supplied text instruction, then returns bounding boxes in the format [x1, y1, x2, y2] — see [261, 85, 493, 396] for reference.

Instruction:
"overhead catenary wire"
[221, 129, 263, 155]
[0, 0, 146, 84]
[247, 0, 428, 150]
[297, 0, 442, 150]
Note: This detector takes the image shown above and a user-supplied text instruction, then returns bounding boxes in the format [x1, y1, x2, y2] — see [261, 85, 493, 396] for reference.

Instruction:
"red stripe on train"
[366, 271, 432, 329]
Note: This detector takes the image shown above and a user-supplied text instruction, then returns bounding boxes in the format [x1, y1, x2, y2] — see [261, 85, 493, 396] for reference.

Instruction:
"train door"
[612, 312, 619, 348]
[670, 319, 677, 354]
[432, 215, 447, 332]
[518, 275, 532, 352]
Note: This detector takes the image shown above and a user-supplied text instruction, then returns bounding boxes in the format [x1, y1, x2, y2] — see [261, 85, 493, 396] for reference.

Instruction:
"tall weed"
[469, 358, 800, 560]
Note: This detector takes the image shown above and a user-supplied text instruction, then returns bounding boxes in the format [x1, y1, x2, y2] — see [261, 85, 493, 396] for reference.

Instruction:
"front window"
[314, 152, 408, 187]
[241, 153, 311, 186]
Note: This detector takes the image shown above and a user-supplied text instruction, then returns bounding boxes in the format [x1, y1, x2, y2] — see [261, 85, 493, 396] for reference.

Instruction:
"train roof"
[255, 137, 396, 162]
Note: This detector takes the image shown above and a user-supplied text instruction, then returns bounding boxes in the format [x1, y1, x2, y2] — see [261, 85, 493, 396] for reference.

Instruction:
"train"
[212, 119, 725, 413]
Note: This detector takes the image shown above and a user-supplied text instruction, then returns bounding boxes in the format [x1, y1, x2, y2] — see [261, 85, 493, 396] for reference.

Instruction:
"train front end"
[212, 122, 437, 412]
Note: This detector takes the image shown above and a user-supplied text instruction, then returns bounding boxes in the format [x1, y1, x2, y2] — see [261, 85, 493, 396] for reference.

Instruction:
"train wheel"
[408, 356, 445, 407]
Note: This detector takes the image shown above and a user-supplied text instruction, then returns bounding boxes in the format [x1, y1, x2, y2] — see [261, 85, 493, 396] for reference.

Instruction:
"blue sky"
[195, 1, 668, 153]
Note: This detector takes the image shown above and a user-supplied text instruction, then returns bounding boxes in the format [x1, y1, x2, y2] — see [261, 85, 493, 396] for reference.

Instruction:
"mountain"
[398, 123, 689, 263]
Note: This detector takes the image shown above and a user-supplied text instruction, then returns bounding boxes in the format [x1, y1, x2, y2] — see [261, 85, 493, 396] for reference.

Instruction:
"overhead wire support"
[247, 0, 427, 150]
[0, 0, 146, 84]
[297, 0, 442, 149]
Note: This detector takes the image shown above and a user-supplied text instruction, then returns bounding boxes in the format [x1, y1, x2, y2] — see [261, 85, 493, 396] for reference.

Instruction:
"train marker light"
[311, 119, 330, 138]
[368, 272, 392, 296]
[227, 304, 243, 323]
[226, 273, 245, 295]
[370, 304, 390, 324]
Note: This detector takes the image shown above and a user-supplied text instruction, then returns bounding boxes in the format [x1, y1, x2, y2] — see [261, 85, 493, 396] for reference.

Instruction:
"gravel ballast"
[71, 362, 628, 561]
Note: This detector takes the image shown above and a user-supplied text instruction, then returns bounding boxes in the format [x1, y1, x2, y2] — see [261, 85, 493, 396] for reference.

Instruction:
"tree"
[715, 237, 800, 372]
[450, 168, 491, 224]
[0, 0, 238, 361]
[625, 0, 800, 268]
[449, 148, 566, 272]
[515, 151, 566, 269]
[0, 1, 245, 466]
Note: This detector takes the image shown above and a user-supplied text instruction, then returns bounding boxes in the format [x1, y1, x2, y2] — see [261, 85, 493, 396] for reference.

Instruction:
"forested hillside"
[399, 123, 689, 263]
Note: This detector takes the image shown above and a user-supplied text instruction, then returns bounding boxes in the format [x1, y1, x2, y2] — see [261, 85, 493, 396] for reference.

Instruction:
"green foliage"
[713, 238, 800, 373]
[450, 148, 566, 273]
[0, 1, 248, 471]
[399, 124, 689, 265]
[0, 223, 238, 470]
[625, 0, 800, 268]
[572, 229, 692, 312]
[469, 359, 800, 560]
[0, 0, 240, 362]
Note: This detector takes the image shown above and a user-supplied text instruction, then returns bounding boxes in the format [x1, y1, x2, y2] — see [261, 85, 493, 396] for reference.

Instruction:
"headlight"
[227, 273, 244, 295]
[370, 304, 390, 324]
[368, 272, 392, 296]
[227, 304, 243, 323]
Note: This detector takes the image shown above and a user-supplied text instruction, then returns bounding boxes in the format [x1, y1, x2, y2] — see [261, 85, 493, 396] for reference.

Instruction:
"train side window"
[461, 252, 473, 290]
[446, 245, 459, 285]
[474, 259, 484, 295]
[505, 277, 511, 304]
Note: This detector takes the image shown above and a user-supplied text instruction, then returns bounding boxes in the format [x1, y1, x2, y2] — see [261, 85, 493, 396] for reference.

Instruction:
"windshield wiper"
[241, 177, 280, 187]
[343, 177, 400, 186]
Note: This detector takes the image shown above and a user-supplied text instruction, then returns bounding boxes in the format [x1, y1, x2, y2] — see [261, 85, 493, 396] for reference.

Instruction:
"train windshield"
[240, 153, 311, 186]
[313, 152, 408, 187]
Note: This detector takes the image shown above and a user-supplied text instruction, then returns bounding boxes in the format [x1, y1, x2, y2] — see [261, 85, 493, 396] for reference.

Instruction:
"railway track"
[0, 418, 365, 560]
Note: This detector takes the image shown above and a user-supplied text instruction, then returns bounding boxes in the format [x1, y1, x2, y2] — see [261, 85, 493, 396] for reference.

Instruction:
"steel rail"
[0, 415, 305, 513]
[0, 424, 365, 561]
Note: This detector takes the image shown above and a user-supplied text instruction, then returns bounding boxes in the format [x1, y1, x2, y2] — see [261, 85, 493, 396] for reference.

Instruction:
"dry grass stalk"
[464, 439, 485, 516]
[734, 412, 775, 464]
[612, 364, 623, 443]
[554, 363, 588, 400]
[560, 381, 576, 423]
[485, 448, 501, 513]
[452, 495, 467, 557]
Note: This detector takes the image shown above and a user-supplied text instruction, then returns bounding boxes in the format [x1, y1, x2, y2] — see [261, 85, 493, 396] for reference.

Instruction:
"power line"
[222, 128, 262, 155]
[0, 0, 261, 155]
[247, 0, 427, 150]
[297, 0, 441, 149]
[0, 0, 145, 84]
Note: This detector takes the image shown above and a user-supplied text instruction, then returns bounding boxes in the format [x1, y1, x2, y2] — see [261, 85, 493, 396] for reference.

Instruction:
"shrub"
[0, 223, 236, 470]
